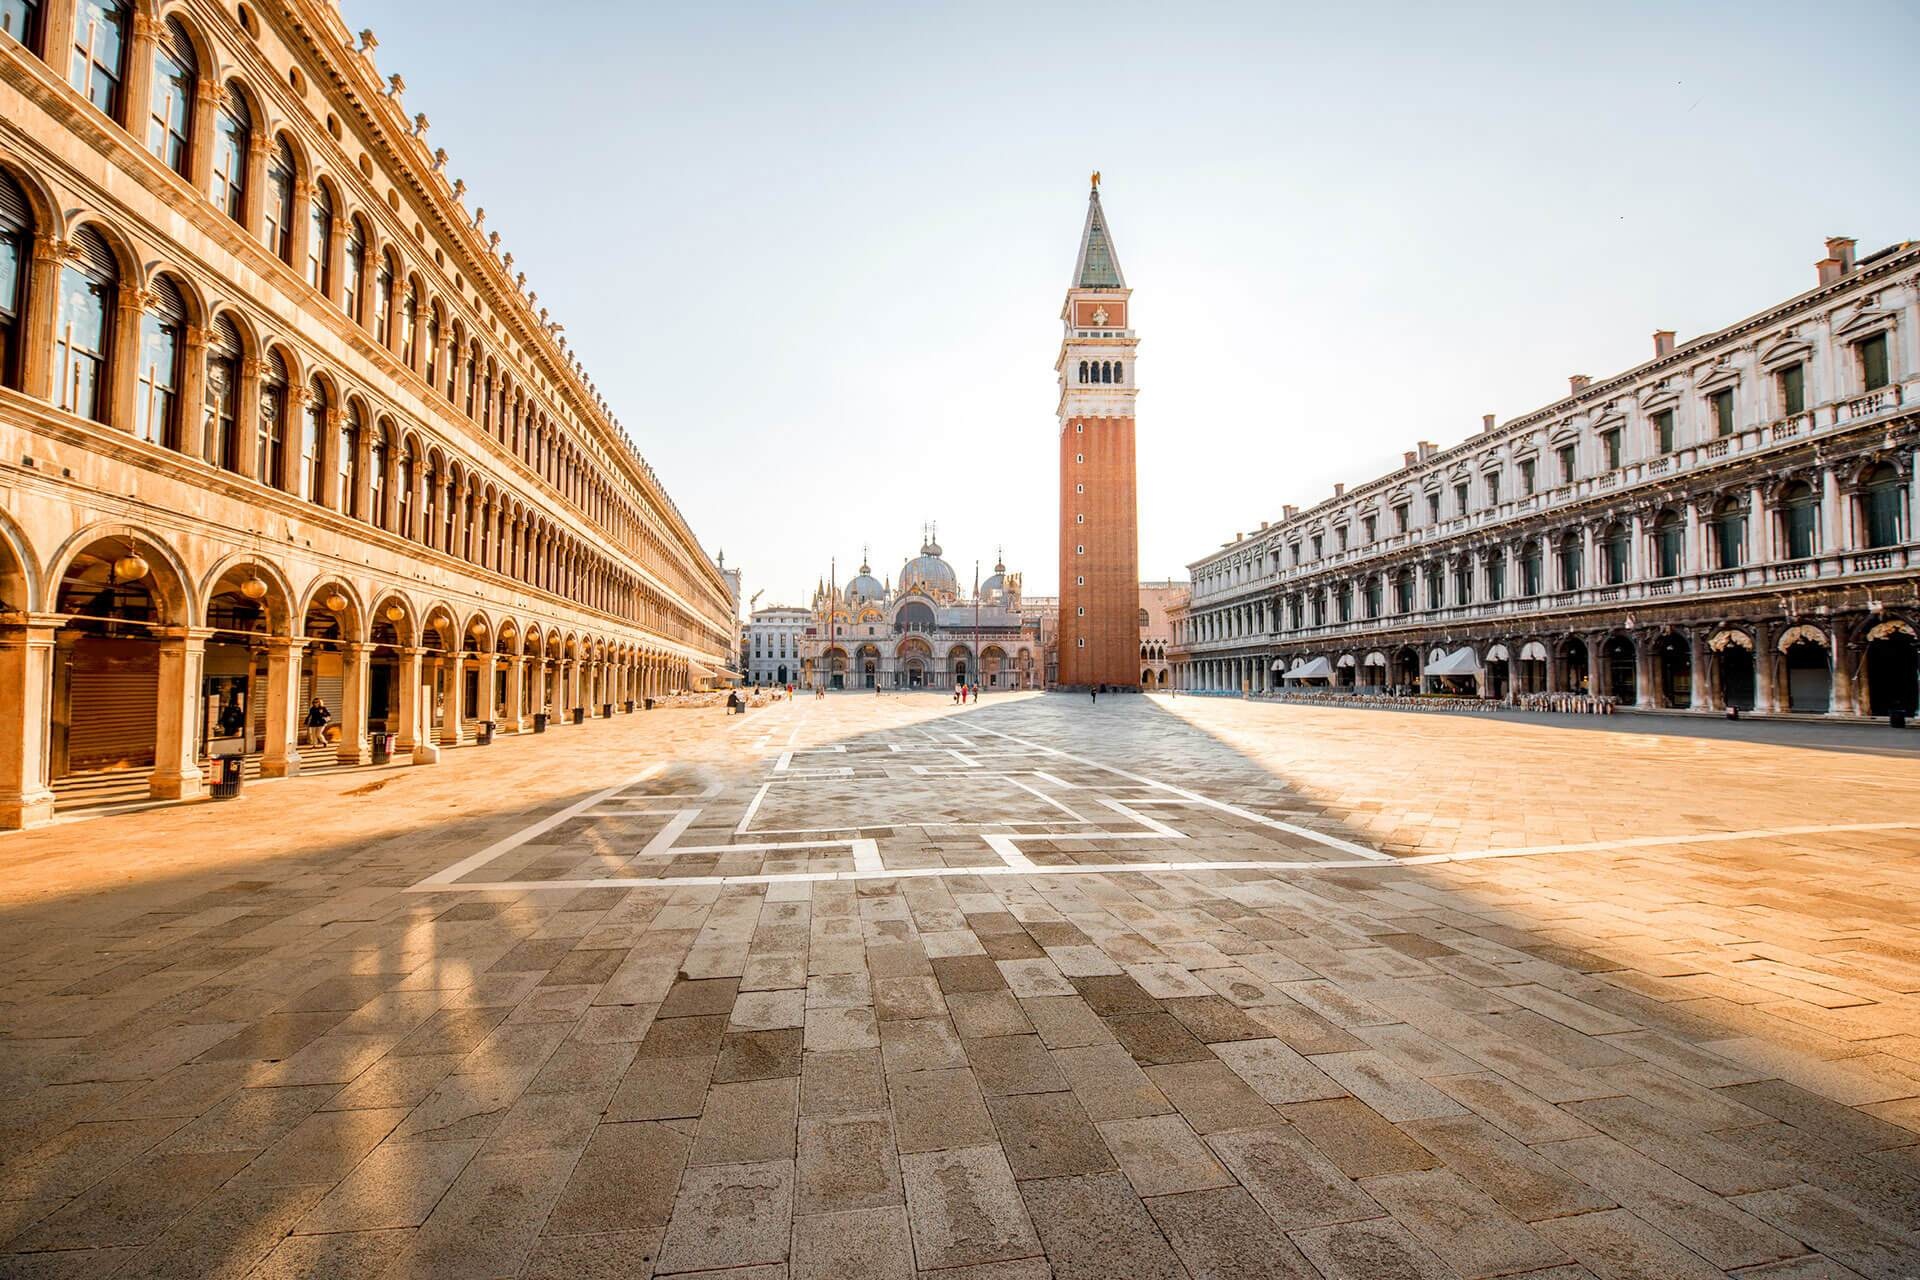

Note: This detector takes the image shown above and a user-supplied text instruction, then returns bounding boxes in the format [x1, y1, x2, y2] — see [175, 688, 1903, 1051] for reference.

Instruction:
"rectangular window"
[1335, 527, 1348, 551]
[1310, 535, 1322, 559]
[1425, 568, 1442, 610]
[1519, 458, 1536, 495]
[1601, 428, 1621, 472]
[1485, 472, 1500, 505]
[1557, 444, 1577, 484]
[1426, 493, 1440, 522]
[1711, 388, 1734, 437]
[1362, 515, 1376, 543]
[1289, 543, 1300, 565]
[1392, 504, 1408, 534]
[1653, 409, 1675, 454]
[1487, 558, 1504, 602]
[1453, 482, 1469, 515]
[1860, 334, 1890, 391]
[1522, 549, 1541, 597]
[1778, 363, 1805, 416]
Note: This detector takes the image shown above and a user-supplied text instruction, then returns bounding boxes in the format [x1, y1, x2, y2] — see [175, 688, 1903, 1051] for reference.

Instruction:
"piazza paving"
[2, 691, 1919, 1278]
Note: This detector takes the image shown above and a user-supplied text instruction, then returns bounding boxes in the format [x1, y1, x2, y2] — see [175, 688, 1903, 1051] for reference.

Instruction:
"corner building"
[0, 0, 736, 828]
[1177, 237, 1919, 718]
[1055, 176, 1140, 689]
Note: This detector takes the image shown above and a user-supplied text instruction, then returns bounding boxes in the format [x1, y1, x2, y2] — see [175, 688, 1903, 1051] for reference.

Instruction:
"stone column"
[19, 236, 65, 401]
[187, 79, 218, 190]
[1634, 635, 1655, 709]
[335, 642, 372, 764]
[243, 136, 270, 244]
[477, 652, 497, 730]
[1822, 467, 1844, 553]
[0, 620, 57, 829]
[504, 655, 526, 730]
[150, 627, 207, 800]
[108, 288, 147, 436]
[1748, 482, 1769, 567]
[1753, 621, 1777, 713]
[120, 11, 158, 161]
[259, 636, 306, 777]
[443, 651, 468, 746]
[1688, 629, 1710, 711]
[1829, 619, 1857, 717]
[1587, 631, 1608, 697]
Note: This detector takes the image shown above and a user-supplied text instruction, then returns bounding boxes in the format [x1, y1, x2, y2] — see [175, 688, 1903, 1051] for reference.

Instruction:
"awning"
[1485, 644, 1510, 663]
[1363, 651, 1388, 667]
[1423, 646, 1483, 678]
[1336, 654, 1356, 668]
[688, 661, 728, 686]
[1520, 641, 1549, 662]
[1282, 657, 1335, 681]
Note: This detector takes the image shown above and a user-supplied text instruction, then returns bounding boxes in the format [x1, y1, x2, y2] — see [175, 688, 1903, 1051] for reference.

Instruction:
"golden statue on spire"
[1090, 170, 1101, 189]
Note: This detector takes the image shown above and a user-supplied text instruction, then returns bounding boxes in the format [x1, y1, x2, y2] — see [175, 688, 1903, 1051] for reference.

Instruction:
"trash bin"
[645, 697, 654, 711]
[601, 702, 613, 719]
[625, 699, 635, 714]
[1725, 707, 1740, 720]
[1893, 710, 1909, 730]
[210, 753, 244, 800]
[572, 707, 585, 725]
[533, 712, 549, 733]
[478, 720, 495, 745]
[370, 732, 394, 764]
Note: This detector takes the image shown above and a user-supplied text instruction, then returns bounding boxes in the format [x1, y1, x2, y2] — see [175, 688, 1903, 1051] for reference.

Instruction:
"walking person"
[303, 697, 331, 746]
[1090, 684, 1098, 705]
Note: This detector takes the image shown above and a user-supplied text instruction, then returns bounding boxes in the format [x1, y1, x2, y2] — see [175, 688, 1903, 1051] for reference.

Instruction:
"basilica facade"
[799, 536, 1040, 691]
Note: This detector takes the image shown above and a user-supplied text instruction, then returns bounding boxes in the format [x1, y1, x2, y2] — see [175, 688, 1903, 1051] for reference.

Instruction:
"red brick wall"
[1057, 415, 1140, 687]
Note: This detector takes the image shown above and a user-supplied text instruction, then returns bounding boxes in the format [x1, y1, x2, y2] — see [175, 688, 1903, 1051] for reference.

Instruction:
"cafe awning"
[1280, 656, 1335, 681]
[1423, 647, 1483, 678]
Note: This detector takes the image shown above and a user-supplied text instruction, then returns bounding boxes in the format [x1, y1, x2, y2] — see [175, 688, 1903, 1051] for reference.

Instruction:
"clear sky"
[351, 1, 1920, 612]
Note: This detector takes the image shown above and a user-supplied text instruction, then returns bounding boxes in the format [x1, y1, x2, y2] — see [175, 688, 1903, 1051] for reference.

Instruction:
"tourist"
[303, 698, 331, 745]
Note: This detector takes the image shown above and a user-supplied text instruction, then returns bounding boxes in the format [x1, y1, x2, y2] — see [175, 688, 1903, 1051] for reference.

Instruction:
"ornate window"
[373, 252, 394, 346]
[135, 275, 187, 448]
[1714, 495, 1747, 570]
[395, 436, 415, 537]
[1781, 482, 1818, 560]
[1653, 408, 1675, 454]
[337, 408, 359, 518]
[1655, 509, 1686, 577]
[263, 137, 296, 263]
[0, 170, 35, 391]
[1521, 542, 1542, 596]
[203, 314, 242, 473]
[1557, 532, 1581, 590]
[211, 83, 250, 223]
[342, 219, 366, 323]
[400, 281, 418, 367]
[69, 0, 127, 118]
[1, 0, 44, 53]
[146, 17, 195, 174]
[1861, 463, 1906, 548]
[1710, 388, 1734, 438]
[302, 378, 328, 504]
[424, 306, 440, 386]
[306, 184, 333, 294]
[366, 415, 388, 527]
[1603, 520, 1630, 585]
[1777, 363, 1805, 417]
[55, 227, 117, 422]
[1859, 334, 1890, 392]
[257, 351, 288, 488]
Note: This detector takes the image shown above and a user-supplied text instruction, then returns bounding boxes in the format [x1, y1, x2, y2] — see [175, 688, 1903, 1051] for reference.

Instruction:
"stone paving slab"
[0, 692, 1917, 1277]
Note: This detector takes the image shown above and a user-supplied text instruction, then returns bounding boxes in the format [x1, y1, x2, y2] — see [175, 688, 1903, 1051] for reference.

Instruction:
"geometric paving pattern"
[0, 692, 1916, 1278]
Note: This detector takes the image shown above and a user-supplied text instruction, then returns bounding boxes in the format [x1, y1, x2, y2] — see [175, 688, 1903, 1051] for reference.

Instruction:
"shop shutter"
[66, 641, 159, 772]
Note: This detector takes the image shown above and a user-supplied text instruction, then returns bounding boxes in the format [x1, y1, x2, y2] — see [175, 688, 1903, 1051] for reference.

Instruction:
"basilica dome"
[980, 555, 1009, 600]
[844, 559, 885, 605]
[900, 538, 959, 598]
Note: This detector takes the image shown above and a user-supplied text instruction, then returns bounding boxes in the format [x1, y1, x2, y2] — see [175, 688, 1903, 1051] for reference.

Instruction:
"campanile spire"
[1055, 175, 1140, 689]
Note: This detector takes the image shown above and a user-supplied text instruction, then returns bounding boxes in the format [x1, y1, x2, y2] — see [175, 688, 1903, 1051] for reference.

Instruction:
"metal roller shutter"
[65, 640, 159, 772]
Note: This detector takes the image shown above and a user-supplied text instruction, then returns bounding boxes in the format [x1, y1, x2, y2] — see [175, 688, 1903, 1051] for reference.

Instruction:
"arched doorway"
[1711, 630, 1755, 711]
[1781, 626, 1831, 713]
[857, 644, 879, 689]
[1558, 637, 1589, 693]
[1604, 636, 1636, 703]
[1392, 647, 1420, 692]
[1484, 645, 1511, 698]
[50, 532, 194, 798]
[1863, 621, 1918, 716]
[948, 645, 971, 690]
[1517, 640, 1548, 694]
[1653, 634, 1691, 709]
[982, 646, 1006, 689]
[823, 646, 847, 691]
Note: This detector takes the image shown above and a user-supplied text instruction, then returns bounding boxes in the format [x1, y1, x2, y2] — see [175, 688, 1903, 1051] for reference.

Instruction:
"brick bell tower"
[1056, 173, 1140, 689]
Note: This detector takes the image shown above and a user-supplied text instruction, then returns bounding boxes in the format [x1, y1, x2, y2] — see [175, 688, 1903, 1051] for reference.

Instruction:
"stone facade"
[799, 540, 1040, 691]
[1176, 238, 1920, 718]
[1056, 176, 1140, 689]
[0, 0, 735, 827]
[743, 605, 808, 688]
[1137, 579, 1185, 687]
